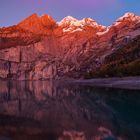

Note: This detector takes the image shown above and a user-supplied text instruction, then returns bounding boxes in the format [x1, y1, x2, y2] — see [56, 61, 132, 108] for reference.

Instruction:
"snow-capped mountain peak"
[58, 16, 78, 26]
[58, 16, 98, 27]
[80, 18, 98, 26]
[58, 16, 105, 33]
[119, 12, 136, 20]
[123, 12, 135, 17]
[62, 16, 78, 22]
[113, 12, 140, 26]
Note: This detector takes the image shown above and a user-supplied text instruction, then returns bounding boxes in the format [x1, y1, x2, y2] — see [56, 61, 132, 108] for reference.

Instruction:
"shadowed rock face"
[0, 80, 140, 140]
[0, 12, 140, 80]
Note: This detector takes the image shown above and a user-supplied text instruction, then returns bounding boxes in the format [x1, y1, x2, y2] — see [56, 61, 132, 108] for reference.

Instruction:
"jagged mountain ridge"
[0, 12, 140, 80]
[18, 13, 56, 33]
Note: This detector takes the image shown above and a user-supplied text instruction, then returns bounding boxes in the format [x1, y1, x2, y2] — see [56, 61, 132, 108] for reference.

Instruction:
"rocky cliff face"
[0, 12, 140, 80]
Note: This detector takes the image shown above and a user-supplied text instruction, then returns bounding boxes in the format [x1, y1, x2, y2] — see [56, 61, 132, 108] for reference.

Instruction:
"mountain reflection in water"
[0, 80, 140, 140]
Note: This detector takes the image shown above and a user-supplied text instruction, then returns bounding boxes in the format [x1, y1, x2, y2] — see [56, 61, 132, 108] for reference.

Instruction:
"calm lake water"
[0, 80, 140, 140]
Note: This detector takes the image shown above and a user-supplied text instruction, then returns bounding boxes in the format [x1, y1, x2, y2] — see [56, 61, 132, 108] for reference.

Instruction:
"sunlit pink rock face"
[18, 13, 56, 34]
[0, 12, 140, 80]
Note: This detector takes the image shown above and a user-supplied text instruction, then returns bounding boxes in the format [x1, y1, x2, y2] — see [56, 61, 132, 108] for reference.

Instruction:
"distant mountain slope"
[0, 12, 140, 80]
[85, 35, 140, 78]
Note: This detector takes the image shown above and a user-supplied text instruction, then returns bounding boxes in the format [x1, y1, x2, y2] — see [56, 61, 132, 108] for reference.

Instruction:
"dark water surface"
[0, 80, 140, 140]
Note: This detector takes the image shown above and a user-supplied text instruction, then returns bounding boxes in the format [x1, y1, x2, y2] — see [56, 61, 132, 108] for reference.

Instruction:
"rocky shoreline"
[0, 76, 140, 90]
[70, 77, 140, 90]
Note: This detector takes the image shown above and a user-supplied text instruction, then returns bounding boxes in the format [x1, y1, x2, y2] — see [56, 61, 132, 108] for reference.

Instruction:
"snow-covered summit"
[58, 16, 105, 33]
[58, 16, 99, 27]
[97, 12, 140, 36]
[118, 12, 136, 20]
[113, 12, 140, 26]
[58, 16, 78, 25]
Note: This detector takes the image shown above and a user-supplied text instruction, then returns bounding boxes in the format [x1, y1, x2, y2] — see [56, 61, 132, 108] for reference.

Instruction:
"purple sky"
[0, 0, 140, 27]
